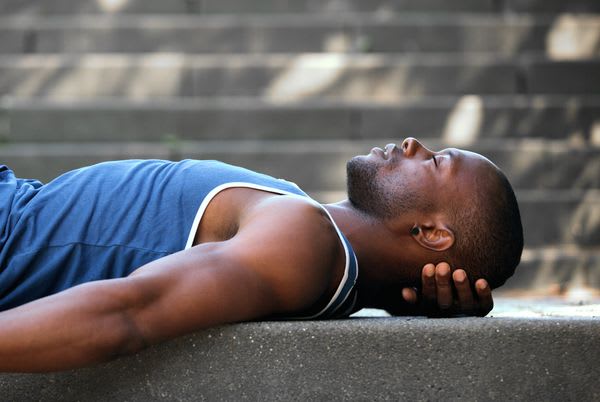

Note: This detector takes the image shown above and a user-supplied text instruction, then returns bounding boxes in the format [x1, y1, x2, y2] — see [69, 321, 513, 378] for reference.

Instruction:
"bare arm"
[0, 199, 336, 372]
[0, 244, 272, 372]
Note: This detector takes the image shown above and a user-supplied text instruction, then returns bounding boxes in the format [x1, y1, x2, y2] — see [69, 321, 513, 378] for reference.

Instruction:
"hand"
[401, 262, 494, 317]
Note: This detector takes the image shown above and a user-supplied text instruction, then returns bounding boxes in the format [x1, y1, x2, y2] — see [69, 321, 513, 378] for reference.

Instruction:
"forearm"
[0, 280, 143, 373]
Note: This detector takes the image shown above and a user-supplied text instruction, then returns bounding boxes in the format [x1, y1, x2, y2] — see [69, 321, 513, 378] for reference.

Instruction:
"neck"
[323, 200, 419, 310]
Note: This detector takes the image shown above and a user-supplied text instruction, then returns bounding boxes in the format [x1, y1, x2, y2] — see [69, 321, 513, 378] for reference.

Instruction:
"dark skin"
[0, 138, 494, 372]
[328, 137, 496, 315]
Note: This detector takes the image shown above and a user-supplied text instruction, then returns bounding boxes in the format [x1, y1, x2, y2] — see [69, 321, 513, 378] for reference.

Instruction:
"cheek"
[377, 170, 419, 202]
[380, 161, 426, 190]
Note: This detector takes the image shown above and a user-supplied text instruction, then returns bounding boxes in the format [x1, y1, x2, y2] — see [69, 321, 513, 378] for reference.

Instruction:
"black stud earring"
[410, 226, 420, 236]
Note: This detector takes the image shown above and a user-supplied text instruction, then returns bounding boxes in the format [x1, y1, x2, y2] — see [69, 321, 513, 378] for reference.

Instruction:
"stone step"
[2, 141, 597, 193]
[0, 316, 598, 401]
[1, 14, 599, 56]
[2, 0, 600, 15]
[1, 96, 599, 142]
[0, 141, 598, 247]
[1, 54, 599, 99]
[499, 246, 600, 295]
[1, 140, 598, 192]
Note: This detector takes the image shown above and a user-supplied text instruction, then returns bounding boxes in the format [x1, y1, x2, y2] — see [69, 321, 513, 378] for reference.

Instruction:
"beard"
[346, 156, 424, 219]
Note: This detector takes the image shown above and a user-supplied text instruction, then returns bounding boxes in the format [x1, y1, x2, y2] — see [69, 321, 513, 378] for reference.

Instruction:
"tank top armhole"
[184, 181, 305, 250]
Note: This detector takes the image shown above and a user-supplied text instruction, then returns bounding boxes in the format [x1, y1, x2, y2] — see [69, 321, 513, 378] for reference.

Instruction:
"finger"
[435, 262, 453, 309]
[453, 269, 474, 313]
[474, 279, 493, 316]
[402, 287, 418, 304]
[421, 263, 437, 303]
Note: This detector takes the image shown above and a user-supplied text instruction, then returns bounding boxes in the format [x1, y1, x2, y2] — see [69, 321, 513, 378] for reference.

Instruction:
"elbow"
[94, 275, 169, 361]
[108, 311, 151, 359]
[89, 295, 151, 362]
[99, 279, 155, 360]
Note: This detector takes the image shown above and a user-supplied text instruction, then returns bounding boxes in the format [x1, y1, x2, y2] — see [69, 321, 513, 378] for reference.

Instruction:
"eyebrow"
[444, 149, 458, 174]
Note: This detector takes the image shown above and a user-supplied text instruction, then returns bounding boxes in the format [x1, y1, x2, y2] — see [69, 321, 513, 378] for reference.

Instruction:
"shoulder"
[246, 194, 335, 236]
[231, 194, 345, 315]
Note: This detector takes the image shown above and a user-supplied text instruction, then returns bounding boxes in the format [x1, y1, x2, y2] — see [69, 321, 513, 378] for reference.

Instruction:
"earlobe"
[411, 223, 455, 252]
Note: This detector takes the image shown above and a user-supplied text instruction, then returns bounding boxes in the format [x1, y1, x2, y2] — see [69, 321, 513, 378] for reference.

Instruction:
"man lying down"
[0, 137, 523, 372]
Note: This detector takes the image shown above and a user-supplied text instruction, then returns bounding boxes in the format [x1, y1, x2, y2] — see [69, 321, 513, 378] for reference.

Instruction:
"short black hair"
[448, 168, 523, 289]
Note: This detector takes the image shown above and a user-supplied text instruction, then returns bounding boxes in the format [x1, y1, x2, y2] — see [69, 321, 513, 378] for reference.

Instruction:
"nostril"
[401, 137, 418, 157]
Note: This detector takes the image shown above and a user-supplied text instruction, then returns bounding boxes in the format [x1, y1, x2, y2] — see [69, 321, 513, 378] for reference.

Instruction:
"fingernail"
[455, 271, 466, 283]
[437, 264, 450, 276]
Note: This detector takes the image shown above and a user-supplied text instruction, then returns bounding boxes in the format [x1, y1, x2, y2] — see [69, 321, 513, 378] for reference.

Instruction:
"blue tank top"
[0, 160, 358, 318]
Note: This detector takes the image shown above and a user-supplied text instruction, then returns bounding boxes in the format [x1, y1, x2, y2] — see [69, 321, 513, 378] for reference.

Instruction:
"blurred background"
[0, 0, 598, 300]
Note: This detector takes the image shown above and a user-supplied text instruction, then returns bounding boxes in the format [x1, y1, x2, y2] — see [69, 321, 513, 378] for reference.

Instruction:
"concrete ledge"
[1, 316, 598, 401]
[3, 96, 600, 142]
[2, 0, 600, 15]
[1, 140, 599, 193]
[2, 55, 599, 98]
[1, 14, 598, 55]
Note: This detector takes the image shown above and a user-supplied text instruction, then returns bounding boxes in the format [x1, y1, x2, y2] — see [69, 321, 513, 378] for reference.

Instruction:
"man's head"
[346, 137, 523, 289]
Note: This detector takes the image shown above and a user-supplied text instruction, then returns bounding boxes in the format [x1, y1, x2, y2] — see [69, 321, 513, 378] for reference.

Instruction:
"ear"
[411, 221, 455, 252]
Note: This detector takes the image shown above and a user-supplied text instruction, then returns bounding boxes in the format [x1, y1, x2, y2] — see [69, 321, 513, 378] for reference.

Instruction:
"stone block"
[525, 61, 600, 95]
[199, 0, 496, 14]
[0, 318, 598, 401]
[0, 0, 192, 15]
[0, 15, 586, 55]
[503, 248, 600, 293]
[0, 54, 522, 98]
[506, 0, 600, 13]
[0, 0, 496, 15]
[3, 97, 600, 142]
[6, 0, 600, 15]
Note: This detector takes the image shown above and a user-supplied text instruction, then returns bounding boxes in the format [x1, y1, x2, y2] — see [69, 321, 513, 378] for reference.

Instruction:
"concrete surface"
[3, 54, 599, 99]
[3, 96, 600, 142]
[0, 298, 598, 401]
[2, 0, 600, 15]
[1, 14, 599, 55]
[1, 139, 598, 192]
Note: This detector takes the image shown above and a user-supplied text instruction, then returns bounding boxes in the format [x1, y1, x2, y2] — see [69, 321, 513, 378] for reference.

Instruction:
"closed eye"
[432, 155, 438, 167]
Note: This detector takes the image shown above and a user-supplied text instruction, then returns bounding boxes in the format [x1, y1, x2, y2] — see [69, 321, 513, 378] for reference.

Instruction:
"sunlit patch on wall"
[546, 14, 600, 60]
[324, 33, 352, 52]
[591, 121, 600, 146]
[97, 0, 129, 13]
[266, 54, 346, 101]
[442, 95, 483, 146]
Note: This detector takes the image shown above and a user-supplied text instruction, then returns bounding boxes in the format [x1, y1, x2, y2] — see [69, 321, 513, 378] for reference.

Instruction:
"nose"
[401, 137, 434, 158]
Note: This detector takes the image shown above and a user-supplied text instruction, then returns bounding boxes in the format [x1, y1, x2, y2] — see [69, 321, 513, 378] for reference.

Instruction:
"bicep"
[124, 243, 278, 345]
[124, 200, 337, 344]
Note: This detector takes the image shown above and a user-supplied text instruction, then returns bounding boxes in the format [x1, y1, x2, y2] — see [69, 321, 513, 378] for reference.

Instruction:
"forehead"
[444, 148, 499, 192]
[448, 148, 495, 172]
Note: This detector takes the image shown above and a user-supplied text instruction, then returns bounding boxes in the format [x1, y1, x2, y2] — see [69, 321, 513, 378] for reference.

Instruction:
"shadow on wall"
[0, 0, 198, 14]
[0, 54, 187, 99]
